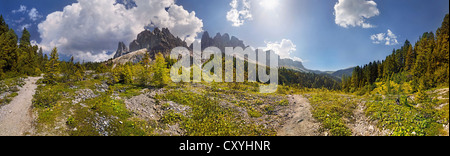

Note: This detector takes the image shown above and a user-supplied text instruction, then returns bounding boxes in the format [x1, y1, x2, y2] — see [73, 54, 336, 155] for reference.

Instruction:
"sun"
[259, 0, 280, 10]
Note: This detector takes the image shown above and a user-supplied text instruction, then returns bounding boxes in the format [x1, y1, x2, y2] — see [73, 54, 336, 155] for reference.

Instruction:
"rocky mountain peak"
[114, 27, 188, 59]
[113, 42, 128, 59]
[198, 31, 246, 52]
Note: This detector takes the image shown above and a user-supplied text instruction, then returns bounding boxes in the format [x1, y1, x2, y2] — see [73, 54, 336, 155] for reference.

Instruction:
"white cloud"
[262, 39, 303, 62]
[37, 0, 203, 62]
[292, 57, 303, 63]
[370, 29, 399, 46]
[226, 0, 253, 27]
[30, 40, 38, 46]
[18, 23, 31, 30]
[12, 5, 27, 14]
[28, 8, 42, 21]
[334, 0, 379, 28]
[11, 5, 42, 21]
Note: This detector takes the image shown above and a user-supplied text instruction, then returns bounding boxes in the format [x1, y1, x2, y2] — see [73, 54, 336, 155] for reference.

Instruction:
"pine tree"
[0, 15, 8, 35]
[151, 52, 169, 88]
[0, 29, 18, 74]
[19, 28, 30, 48]
[139, 50, 151, 86]
[433, 14, 449, 85]
[17, 28, 37, 75]
[142, 50, 150, 68]
[124, 63, 133, 84]
[404, 44, 415, 71]
[413, 34, 431, 83]
[44, 47, 60, 84]
[0, 15, 7, 78]
[416, 77, 429, 103]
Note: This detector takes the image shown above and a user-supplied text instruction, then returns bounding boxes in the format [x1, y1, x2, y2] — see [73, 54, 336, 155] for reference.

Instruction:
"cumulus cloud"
[37, 0, 203, 62]
[226, 0, 253, 27]
[263, 39, 303, 62]
[334, 0, 379, 28]
[370, 29, 399, 46]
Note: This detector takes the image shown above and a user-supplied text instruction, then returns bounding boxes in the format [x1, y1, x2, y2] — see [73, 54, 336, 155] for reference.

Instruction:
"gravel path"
[0, 77, 41, 136]
[278, 95, 321, 136]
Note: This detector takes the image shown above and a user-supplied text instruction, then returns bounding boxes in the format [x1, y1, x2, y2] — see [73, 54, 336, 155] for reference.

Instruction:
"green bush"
[247, 107, 262, 118]
[277, 99, 289, 106]
[160, 110, 184, 124]
[33, 85, 61, 108]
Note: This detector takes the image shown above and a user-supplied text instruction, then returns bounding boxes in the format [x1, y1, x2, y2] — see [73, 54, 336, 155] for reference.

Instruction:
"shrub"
[33, 85, 60, 108]
[247, 107, 262, 118]
[277, 99, 289, 106]
[160, 110, 184, 124]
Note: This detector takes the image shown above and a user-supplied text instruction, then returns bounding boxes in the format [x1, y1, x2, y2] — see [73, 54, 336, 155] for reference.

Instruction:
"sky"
[0, 0, 449, 71]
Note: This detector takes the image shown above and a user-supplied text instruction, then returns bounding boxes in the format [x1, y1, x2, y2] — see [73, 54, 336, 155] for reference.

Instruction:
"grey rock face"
[199, 31, 246, 52]
[114, 28, 188, 59]
[113, 42, 129, 59]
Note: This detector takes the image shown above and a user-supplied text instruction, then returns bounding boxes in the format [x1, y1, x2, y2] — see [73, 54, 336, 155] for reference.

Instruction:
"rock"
[114, 28, 189, 59]
[0, 92, 10, 99]
[125, 93, 159, 120]
[72, 89, 98, 104]
[198, 31, 246, 52]
[114, 42, 128, 57]
[95, 82, 109, 93]
[92, 113, 112, 136]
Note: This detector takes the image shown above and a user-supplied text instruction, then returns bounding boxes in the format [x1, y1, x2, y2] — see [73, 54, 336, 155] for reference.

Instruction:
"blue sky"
[1, 0, 449, 71]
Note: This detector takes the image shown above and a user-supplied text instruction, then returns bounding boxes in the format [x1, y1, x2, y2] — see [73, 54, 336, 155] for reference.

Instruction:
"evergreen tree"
[433, 14, 449, 85]
[0, 15, 8, 35]
[124, 63, 133, 84]
[0, 29, 18, 74]
[404, 44, 415, 71]
[139, 51, 151, 86]
[343, 14, 449, 93]
[44, 47, 60, 84]
[151, 52, 169, 88]
[19, 28, 31, 48]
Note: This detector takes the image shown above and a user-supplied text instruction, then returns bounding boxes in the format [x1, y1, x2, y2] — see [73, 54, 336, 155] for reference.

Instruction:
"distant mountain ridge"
[112, 28, 352, 77]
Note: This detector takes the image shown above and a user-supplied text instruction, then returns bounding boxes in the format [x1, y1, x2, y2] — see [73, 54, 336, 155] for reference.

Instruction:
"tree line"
[0, 15, 46, 79]
[342, 14, 449, 93]
[279, 67, 341, 90]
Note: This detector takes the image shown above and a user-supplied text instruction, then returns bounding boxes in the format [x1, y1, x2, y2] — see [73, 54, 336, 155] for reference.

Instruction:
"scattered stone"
[95, 82, 109, 93]
[72, 89, 98, 104]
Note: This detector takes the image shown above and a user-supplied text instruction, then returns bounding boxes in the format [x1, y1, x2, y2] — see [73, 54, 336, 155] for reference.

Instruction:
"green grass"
[33, 77, 156, 136]
[308, 91, 357, 136]
[0, 77, 25, 106]
[365, 90, 448, 136]
[159, 89, 275, 136]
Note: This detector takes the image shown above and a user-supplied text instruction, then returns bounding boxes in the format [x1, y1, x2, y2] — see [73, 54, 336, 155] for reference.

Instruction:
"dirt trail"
[0, 77, 41, 136]
[347, 102, 391, 136]
[278, 95, 321, 136]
